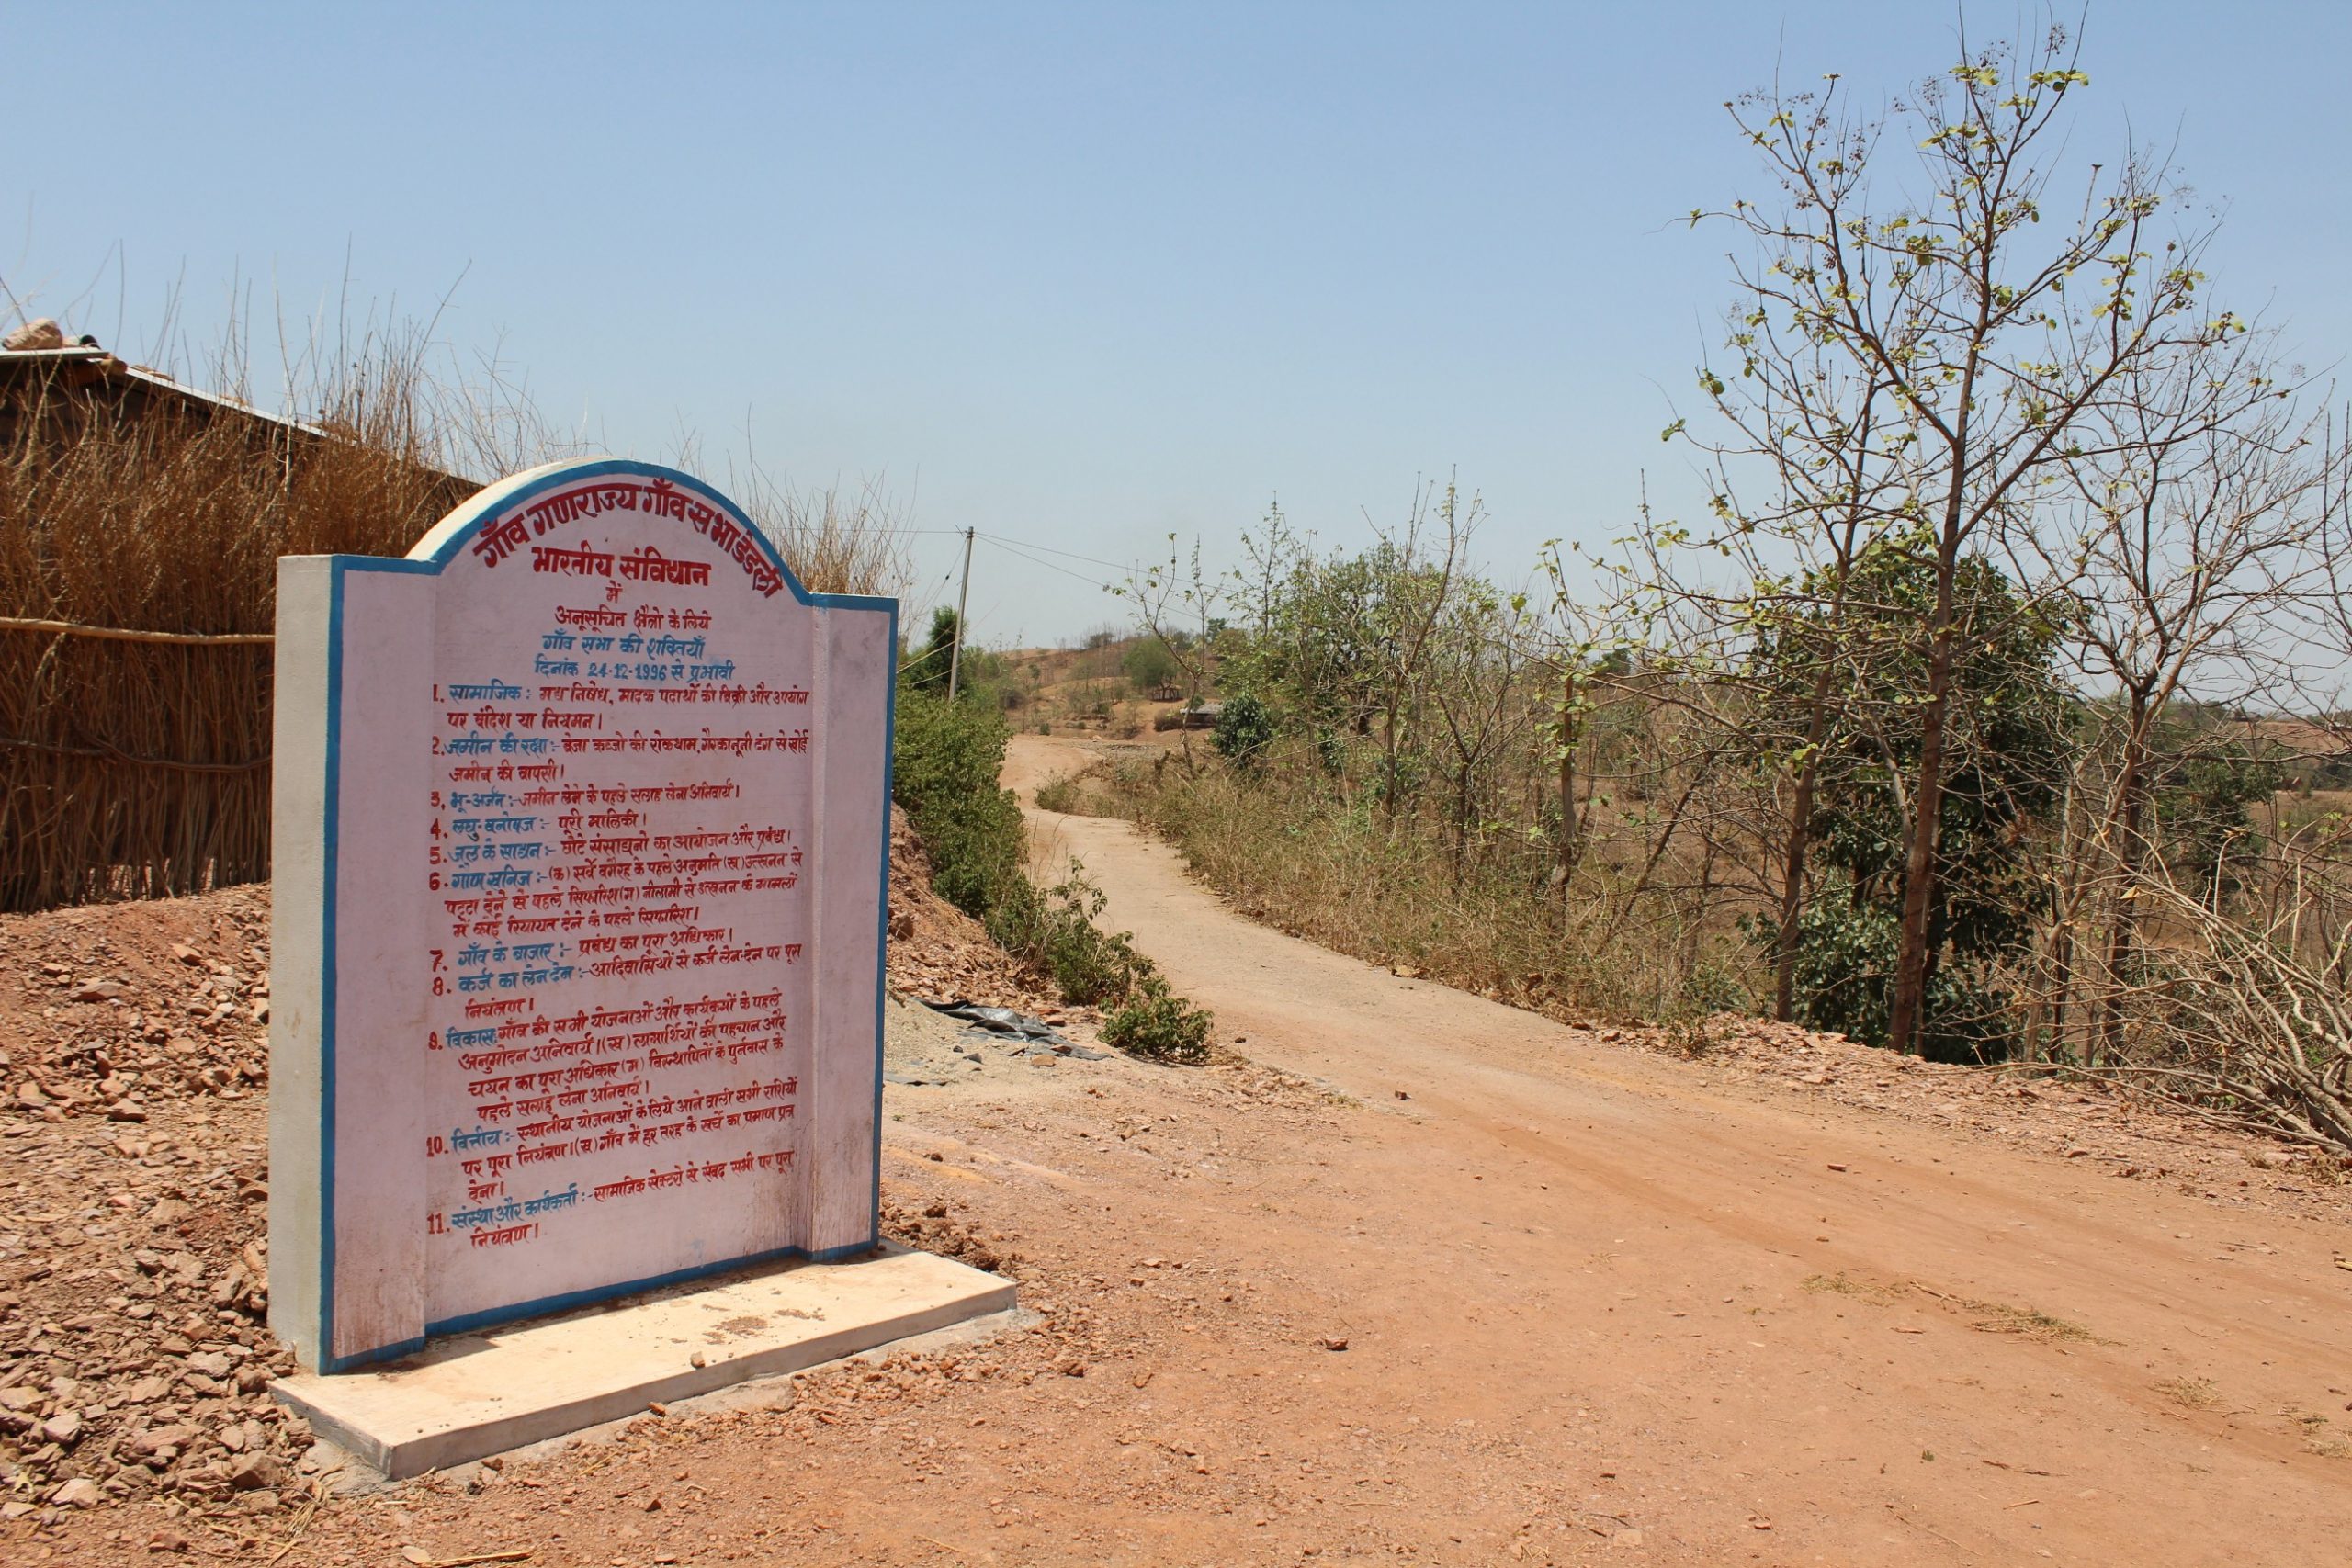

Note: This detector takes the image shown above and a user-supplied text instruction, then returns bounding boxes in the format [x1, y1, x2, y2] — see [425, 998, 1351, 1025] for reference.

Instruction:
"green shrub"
[1033, 771, 1088, 814]
[1779, 874, 2013, 1063]
[1102, 976, 1214, 1063]
[891, 686, 1025, 916]
[983, 861, 1149, 1006]
[892, 683, 1214, 1060]
[1212, 692, 1275, 772]
[1122, 636, 1182, 694]
[903, 607, 961, 694]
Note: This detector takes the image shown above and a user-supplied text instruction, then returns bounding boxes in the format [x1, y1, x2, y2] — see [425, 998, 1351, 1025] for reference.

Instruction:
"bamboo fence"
[0, 363, 467, 911]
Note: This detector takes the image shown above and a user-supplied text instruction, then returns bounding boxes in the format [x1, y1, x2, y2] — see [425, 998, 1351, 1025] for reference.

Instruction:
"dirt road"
[1001, 734, 2352, 1565]
[14, 737, 2350, 1567]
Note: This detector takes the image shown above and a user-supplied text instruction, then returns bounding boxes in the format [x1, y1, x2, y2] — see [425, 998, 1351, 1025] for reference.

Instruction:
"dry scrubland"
[6, 772, 2352, 1564]
[1021, 27, 2352, 1167]
[1020, 735, 2352, 1201]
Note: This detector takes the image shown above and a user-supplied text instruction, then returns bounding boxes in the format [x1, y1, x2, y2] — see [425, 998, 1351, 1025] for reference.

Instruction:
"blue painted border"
[311, 459, 895, 1373]
[871, 607, 898, 1233]
[422, 1236, 878, 1342]
[317, 566, 341, 1369]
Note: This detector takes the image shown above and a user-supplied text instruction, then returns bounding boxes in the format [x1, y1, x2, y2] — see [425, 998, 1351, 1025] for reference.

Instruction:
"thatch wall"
[0, 355, 473, 911]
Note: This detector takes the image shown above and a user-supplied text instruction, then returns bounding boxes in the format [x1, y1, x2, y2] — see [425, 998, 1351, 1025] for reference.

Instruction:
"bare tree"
[1705, 22, 2279, 1053]
[1121, 533, 1229, 761]
[1666, 282, 1932, 1019]
[2017, 339, 2338, 1063]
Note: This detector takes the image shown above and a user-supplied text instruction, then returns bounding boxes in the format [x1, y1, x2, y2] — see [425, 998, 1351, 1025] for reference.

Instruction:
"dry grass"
[2156, 1376, 2220, 1409]
[1957, 1298, 2094, 1343]
[2, 304, 910, 913]
[1094, 745, 1747, 1028]
[1802, 1272, 1901, 1306]
[1033, 771, 1091, 815]
[2289, 1410, 2351, 1458]
[0, 325, 499, 911]
[729, 469, 914, 601]
[1802, 1272, 2096, 1343]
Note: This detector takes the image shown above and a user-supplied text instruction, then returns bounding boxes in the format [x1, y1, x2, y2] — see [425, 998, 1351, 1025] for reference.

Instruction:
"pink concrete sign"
[268, 458, 896, 1372]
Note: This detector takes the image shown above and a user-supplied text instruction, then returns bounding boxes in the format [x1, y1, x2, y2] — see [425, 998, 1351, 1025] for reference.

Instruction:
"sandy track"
[1006, 734, 2352, 1564]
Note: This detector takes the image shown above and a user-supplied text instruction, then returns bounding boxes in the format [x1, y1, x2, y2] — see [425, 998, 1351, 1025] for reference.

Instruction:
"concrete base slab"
[271, 1245, 1014, 1477]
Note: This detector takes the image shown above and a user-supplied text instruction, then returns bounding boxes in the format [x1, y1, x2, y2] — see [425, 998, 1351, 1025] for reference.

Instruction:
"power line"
[914, 522, 1148, 580]
[976, 531, 1136, 576]
[976, 533, 1125, 594]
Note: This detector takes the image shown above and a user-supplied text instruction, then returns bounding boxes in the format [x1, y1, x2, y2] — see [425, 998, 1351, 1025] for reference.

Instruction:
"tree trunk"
[1452, 759, 1474, 887]
[2043, 855, 2079, 1064]
[2040, 919, 2072, 1061]
[1380, 690, 1402, 833]
[1887, 556, 1961, 1057]
[1686, 836, 1720, 995]
[2093, 708, 2151, 1068]
[1556, 668, 1578, 912]
[1772, 660, 1838, 1022]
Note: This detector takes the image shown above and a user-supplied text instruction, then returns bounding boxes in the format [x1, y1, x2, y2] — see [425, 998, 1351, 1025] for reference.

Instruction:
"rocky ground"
[0, 808, 1148, 1553]
[1609, 1013, 2349, 1223]
[0, 886, 301, 1535]
[880, 811, 1062, 1021]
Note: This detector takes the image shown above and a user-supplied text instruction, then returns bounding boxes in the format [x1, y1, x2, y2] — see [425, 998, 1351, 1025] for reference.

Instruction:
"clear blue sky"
[9, 3, 2346, 646]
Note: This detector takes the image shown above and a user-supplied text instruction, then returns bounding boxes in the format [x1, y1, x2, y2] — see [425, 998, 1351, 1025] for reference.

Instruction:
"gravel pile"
[0, 888, 325, 1529]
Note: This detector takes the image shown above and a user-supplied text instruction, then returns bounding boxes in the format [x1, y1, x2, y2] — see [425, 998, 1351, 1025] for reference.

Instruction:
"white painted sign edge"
[268, 457, 899, 1372]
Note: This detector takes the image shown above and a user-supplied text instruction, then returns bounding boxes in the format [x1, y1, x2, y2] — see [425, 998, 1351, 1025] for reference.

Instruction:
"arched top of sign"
[406, 457, 890, 614]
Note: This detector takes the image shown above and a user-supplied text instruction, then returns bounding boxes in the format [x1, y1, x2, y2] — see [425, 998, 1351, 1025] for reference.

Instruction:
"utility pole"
[946, 525, 975, 702]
